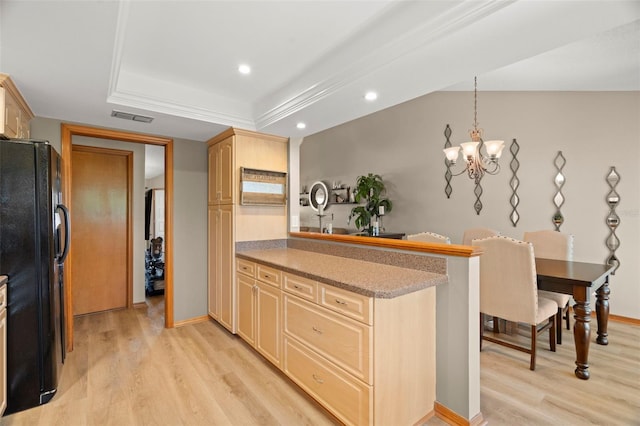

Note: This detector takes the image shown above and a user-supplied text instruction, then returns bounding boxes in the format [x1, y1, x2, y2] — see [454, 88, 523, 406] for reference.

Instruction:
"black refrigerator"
[0, 139, 69, 415]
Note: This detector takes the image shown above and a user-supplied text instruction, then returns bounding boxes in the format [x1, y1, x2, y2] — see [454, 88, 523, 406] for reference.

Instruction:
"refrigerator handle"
[56, 203, 71, 263]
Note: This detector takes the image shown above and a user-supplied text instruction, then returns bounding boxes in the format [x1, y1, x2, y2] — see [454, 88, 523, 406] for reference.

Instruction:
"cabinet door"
[218, 204, 235, 332]
[1, 88, 19, 138]
[218, 139, 234, 204]
[236, 274, 256, 345]
[256, 281, 281, 367]
[207, 206, 219, 319]
[207, 145, 217, 204]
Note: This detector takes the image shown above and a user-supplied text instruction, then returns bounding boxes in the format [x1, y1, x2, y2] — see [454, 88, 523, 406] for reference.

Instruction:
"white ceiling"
[1, 0, 639, 148]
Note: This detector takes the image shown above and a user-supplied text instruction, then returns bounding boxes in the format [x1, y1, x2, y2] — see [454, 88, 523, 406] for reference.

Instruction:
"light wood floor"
[2, 298, 639, 425]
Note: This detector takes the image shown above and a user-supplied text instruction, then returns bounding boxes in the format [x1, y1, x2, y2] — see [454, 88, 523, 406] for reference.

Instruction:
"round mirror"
[309, 181, 329, 211]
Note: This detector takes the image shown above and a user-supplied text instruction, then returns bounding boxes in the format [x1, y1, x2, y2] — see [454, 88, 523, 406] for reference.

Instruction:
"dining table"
[535, 258, 614, 380]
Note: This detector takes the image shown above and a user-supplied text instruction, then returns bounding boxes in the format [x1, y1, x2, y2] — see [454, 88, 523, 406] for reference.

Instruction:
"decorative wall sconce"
[552, 151, 566, 230]
[605, 167, 620, 274]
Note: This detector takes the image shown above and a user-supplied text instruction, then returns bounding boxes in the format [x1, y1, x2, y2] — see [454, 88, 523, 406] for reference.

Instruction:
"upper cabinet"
[208, 137, 234, 205]
[0, 74, 34, 139]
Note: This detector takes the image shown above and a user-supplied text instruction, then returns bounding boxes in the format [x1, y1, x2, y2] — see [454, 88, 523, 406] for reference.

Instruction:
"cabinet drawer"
[0, 284, 5, 311]
[236, 259, 256, 277]
[257, 264, 281, 288]
[284, 294, 371, 383]
[283, 272, 317, 302]
[318, 284, 373, 325]
[284, 336, 370, 426]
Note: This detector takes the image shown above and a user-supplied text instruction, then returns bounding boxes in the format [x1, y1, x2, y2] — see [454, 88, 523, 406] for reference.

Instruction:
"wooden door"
[71, 145, 131, 315]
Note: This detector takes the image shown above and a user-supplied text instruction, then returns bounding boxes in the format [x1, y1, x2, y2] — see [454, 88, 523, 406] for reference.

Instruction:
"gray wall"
[31, 117, 208, 323]
[301, 91, 640, 319]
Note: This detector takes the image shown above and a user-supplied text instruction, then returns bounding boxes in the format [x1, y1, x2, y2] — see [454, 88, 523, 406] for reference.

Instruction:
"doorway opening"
[61, 123, 174, 352]
[144, 144, 165, 314]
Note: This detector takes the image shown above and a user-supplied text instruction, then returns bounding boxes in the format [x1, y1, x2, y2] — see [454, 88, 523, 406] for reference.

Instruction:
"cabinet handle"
[264, 274, 270, 278]
[335, 298, 348, 306]
[293, 285, 301, 289]
[312, 326, 323, 334]
[312, 374, 324, 384]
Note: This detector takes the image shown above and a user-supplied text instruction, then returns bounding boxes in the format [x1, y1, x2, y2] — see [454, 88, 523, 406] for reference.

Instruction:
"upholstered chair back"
[523, 230, 574, 261]
[462, 227, 500, 245]
[475, 236, 539, 325]
[407, 232, 451, 244]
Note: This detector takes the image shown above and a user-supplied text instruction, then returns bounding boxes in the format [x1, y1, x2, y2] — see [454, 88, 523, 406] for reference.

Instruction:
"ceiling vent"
[111, 110, 154, 123]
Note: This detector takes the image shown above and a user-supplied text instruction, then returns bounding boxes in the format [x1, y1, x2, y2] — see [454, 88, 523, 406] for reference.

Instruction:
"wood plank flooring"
[2, 297, 639, 425]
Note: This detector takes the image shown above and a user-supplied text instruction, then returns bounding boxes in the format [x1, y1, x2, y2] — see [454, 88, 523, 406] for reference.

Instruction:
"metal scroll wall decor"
[552, 151, 566, 231]
[605, 167, 621, 274]
[509, 139, 520, 227]
[443, 124, 453, 198]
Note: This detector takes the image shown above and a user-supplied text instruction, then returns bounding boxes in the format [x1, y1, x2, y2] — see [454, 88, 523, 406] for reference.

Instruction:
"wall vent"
[111, 110, 154, 123]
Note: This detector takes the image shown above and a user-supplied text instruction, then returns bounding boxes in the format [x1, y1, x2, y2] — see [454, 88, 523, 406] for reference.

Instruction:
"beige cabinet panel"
[256, 264, 281, 288]
[236, 273, 255, 345]
[207, 206, 219, 319]
[283, 272, 318, 303]
[318, 283, 373, 325]
[283, 335, 371, 426]
[235, 257, 282, 368]
[218, 205, 234, 331]
[208, 205, 235, 332]
[208, 137, 234, 205]
[0, 75, 33, 140]
[284, 294, 371, 384]
[255, 281, 281, 367]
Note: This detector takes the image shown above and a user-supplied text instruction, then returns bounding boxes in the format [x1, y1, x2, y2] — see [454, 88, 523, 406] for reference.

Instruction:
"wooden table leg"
[595, 278, 610, 345]
[572, 287, 591, 380]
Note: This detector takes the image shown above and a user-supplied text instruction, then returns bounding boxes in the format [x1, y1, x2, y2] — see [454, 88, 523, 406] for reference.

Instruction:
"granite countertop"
[237, 248, 447, 299]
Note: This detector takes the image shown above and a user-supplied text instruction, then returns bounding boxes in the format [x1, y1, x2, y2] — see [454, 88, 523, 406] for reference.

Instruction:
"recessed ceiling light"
[296, 122, 306, 129]
[365, 91, 378, 101]
[238, 64, 251, 75]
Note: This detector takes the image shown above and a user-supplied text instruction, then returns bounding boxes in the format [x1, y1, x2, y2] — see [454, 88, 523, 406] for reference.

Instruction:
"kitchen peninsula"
[234, 232, 482, 425]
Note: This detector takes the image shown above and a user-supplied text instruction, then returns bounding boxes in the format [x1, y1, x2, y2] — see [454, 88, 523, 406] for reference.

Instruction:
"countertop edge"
[236, 250, 447, 299]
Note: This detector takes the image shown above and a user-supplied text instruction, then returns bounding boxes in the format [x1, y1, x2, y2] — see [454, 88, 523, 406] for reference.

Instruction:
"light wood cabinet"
[207, 128, 288, 334]
[235, 259, 282, 368]
[207, 204, 234, 332]
[234, 259, 436, 425]
[0, 74, 33, 139]
[208, 138, 233, 205]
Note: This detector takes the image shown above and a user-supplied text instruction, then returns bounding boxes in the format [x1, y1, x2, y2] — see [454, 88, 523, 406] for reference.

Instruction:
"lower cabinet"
[235, 257, 436, 426]
[236, 259, 282, 368]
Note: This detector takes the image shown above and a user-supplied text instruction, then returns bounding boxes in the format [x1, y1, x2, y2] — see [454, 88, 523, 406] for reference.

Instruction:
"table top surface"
[535, 258, 614, 285]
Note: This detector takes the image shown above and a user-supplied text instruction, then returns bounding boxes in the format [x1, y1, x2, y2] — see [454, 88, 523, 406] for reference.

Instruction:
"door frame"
[61, 123, 174, 352]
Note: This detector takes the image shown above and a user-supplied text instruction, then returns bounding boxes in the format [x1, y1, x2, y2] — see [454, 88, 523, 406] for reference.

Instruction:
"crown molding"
[254, 0, 514, 129]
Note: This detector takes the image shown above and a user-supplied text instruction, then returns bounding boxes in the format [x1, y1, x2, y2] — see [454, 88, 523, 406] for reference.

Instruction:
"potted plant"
[348, 173, 392, 236]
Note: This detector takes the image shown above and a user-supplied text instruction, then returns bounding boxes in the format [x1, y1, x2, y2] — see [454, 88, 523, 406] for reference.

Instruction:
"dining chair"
[407, 232, 451, 244]
[523, 230, 574, 344]
[462, 227, 500, 245]
[475, 236, 557, 370]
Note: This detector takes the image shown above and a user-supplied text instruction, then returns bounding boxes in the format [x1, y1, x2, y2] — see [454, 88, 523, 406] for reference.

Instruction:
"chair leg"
[493, 316, 500, 333]
[550, 315, 556, 353]
[530, 324, 537, 371]
[556, 308, 563, 345]
[565, 303, 571, 330]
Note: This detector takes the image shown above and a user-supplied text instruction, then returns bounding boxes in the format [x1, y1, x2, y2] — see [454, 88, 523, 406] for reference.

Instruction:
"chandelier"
[443, 77, 505, 184]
